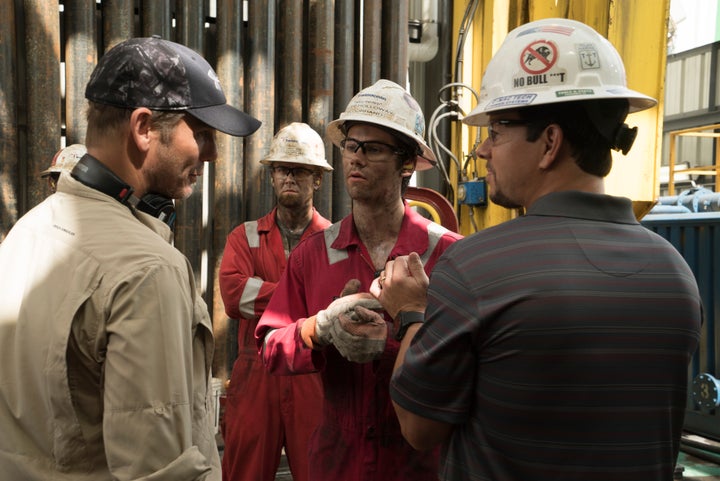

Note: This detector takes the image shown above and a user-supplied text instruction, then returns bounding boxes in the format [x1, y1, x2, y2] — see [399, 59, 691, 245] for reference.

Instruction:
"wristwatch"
[394, 311, 424, 341]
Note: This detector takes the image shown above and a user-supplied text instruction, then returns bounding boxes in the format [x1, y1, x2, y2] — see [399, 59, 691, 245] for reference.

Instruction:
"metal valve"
[692, 373, 720, 410]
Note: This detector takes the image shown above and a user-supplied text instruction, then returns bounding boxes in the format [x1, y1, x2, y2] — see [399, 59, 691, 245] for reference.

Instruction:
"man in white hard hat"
[370, 18, 702, 481]
[255, 79, 462, 481]
[41, 144, 177, 226]
[219, 122, 332, 481]
[0, 37, 259, 480]
[40, 143, 87, 193]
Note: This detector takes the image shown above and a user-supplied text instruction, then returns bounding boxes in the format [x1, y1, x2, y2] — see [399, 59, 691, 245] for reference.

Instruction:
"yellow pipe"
[408, 200, 443, 225]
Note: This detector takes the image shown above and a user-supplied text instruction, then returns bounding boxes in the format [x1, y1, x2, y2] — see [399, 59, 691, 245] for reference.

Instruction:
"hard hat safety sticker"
[520, 41, 558, 75]
[577, 43, 601, 70]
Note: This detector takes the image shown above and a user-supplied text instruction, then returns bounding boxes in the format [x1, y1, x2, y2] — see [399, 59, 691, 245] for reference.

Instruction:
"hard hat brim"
[260, 156, 333, 171]
[39, 167, 60, 177]
[327, 117, 437, 171]
[463, 88, 657, 127]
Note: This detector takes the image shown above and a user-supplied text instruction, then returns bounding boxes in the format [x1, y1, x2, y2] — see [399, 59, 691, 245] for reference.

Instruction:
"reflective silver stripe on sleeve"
[239, 277, 263, 319]
[324, 221, 348, 265]
[420, 222, 450, 265]
[245, 220, 259, 248]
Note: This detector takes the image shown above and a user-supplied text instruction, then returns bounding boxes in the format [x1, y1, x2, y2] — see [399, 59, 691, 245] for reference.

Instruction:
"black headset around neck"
[70, 154, 176, 228]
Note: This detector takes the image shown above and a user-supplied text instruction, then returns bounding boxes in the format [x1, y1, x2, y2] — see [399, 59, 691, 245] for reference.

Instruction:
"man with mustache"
[374, 18, 703, 481]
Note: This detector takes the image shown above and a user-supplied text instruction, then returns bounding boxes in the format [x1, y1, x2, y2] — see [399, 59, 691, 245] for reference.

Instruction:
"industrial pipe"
[0, 0, 18, 238]
[308, 0, 335, 218]
[651, 187, 720, 214]
[277, 0, 303, 126]
[362, 0, 382, 86]
[63, 0, 95, 145]
[332, 0, 355, 221]
[245, 0, 276, 221]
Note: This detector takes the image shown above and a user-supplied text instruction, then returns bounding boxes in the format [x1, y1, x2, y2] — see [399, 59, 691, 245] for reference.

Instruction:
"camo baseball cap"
[85, 36, 260, 137]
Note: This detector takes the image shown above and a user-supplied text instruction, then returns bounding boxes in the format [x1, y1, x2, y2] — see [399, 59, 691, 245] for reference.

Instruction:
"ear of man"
[401, 159, 416, 177]
[129, 108, 154, 155]
[538, 123, 564, 170]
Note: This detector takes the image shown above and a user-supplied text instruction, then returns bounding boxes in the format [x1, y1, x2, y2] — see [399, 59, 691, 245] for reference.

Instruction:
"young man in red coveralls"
[219, 122, 333, 481]
[255, 80, 462, 481]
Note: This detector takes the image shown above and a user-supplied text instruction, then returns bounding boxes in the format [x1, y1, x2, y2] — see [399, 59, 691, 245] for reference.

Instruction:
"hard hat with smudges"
[326, 79, 436, 171]
[40, 144, 87, 178]
[261, 122, 333, 171]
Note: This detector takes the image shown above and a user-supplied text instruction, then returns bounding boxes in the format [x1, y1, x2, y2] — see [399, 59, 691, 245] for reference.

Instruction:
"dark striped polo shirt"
[390, 190, 702, 481]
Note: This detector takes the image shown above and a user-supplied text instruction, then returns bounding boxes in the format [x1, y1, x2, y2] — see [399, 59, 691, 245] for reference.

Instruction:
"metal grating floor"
[220, 435, 720, 480]
[678, 451, 720, 480]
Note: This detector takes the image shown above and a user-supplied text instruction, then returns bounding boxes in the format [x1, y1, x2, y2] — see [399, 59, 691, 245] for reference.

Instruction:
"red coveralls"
[255, 206, 462, 481]
[219, 207, 331, 481]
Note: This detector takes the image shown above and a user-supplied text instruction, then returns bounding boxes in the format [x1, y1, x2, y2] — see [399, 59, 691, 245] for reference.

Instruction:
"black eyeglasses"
[271, 165, 314, 178]
[486, 119, 530, 145]
[340, 138, 407, 162]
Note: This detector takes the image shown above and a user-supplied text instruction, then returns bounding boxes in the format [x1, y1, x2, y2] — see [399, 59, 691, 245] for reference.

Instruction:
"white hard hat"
[40, 144, 87, 177]
[261, 122, 333, 171]
[464, 18, 657, 126]
[326, 79, 436, 171]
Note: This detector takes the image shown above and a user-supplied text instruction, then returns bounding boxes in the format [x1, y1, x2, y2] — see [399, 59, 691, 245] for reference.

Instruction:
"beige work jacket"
[0, 173, 220, 480]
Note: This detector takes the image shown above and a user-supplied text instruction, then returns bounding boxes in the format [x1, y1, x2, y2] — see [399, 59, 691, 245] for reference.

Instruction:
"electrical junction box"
[458, 179, 487, 206]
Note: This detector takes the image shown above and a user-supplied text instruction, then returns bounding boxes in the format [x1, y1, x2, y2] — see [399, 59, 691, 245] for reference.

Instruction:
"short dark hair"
[517, 99, 630, 177]
[85, 102, 185, 145]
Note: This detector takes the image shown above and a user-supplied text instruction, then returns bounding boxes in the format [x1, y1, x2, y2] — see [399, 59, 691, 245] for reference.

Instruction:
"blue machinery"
[642, 195, 720, 462]
[651, 187, 720, 215]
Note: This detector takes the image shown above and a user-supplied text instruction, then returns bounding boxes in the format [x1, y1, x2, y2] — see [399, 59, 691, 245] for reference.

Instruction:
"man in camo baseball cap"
[85, 36, 260, 136]
[0, 35, 261, 481]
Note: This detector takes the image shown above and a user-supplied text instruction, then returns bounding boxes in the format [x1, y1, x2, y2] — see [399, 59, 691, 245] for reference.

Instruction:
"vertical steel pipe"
[332, 0, 355, 221]
[245, 0, 275, 220]
[141, 0, 172, 39]
[173, 0, 206, 293]
[63, 0, 96, 145]
[24, 0, 61, 208]
[176, 0, 204, 48]
[277, 0, 304, 126]
[382, 0, 408, 85]
[362, 0, 382, 87]
[213, 0, 248, 379]
[308, 0, 334, 218]
[102, 0, 135, 50]
[417, 0, 453, 193]
[0, 0, 18, 239]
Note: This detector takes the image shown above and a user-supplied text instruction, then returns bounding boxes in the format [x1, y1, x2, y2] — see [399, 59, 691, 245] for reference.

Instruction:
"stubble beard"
[278, 192, 304, 209]
[489, 188, 521, 210]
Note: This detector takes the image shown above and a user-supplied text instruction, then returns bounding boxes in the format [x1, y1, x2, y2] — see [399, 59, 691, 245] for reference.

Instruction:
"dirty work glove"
[314, 293, 383, 347]
[339, 278, 361, 297]
[300, 279, 363, 349]
[330, 303, 387, 363]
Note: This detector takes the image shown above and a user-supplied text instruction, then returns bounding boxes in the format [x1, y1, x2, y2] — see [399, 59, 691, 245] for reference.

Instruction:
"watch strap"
[395, 310, 424, 341]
